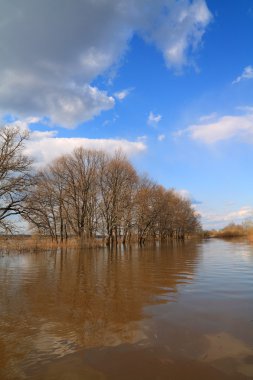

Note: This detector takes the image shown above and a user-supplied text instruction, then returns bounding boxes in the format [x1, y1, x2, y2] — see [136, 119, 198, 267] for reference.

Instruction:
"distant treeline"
[209, 222, 253, 239]
[0, 126, 201, 245]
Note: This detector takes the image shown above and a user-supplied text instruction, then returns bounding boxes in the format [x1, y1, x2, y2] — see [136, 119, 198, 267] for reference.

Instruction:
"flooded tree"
[24, 149, 103, 242]
[135, 179, 164, 245]
[24, 146, 200, 245]
[0, 126, 32, 233]
[24, 164, 67, 242]
[98, 151, 138, 246]
[134, 181, 200, 244]
[56, 148, 102, 240]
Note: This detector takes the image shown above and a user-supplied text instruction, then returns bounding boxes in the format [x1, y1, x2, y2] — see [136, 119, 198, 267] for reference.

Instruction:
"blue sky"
[1, 0, 253, 228]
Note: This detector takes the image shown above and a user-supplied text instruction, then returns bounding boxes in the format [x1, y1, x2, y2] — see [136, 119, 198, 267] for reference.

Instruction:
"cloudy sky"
[1, 0, 253, 229]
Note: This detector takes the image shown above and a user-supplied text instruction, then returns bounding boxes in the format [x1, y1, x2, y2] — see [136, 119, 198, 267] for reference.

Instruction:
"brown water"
[0, 239, 253, 379]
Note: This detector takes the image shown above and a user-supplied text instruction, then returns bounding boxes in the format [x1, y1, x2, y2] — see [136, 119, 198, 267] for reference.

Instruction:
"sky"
[1, 0, 253, 229]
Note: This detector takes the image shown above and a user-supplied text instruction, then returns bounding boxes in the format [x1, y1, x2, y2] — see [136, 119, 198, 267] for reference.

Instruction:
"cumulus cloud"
[2, 116, 42, 133]
[0, 0, 212, 128]
[147, 112, 162, 127]
[177, 107, 253, 143]
[141, 0, 212, 69]
[25, 135, 146, 167]
[0, 71, 115, 128]
[2, 117, 146, 166]
[232, 66, 253, 84]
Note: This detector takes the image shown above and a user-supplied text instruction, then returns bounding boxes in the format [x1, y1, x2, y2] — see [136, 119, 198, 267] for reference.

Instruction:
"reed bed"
[0, 235, 104, 254]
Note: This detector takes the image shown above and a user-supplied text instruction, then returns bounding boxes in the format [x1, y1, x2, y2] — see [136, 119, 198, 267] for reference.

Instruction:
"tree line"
[0, 126, 201, 245]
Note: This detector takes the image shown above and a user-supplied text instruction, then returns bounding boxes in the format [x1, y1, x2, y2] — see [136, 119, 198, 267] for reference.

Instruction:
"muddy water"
[0, 239, 253, 379]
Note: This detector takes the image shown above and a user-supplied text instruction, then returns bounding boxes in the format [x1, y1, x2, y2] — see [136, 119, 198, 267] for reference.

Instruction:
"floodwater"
[0, 239, 253, 379]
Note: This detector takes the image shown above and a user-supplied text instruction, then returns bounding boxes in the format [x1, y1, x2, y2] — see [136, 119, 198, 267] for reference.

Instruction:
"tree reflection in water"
[0, 241, 199, 378]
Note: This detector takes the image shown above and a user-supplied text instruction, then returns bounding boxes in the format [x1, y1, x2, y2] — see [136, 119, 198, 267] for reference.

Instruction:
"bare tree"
[134, 180, 201, 244]
[24, 169, 61, 241]
[135, 179, 165, 245]
[0, 126, 32, 233]
[61, 148, 103, 240]
[23, 146, 201, 245]
[24, 148, 104, 242]
[99, 151, 138, 246]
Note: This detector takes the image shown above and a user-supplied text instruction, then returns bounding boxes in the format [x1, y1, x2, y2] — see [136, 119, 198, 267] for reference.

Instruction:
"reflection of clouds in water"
[82, 319, 149, 348]
[29, 319, 149, 364]
[202, 332, 253, 377]
[227, 242, 253, 264]
[32, 322, 78, 357]
[240, 247, 253, 263]
[0, 318, 150, 380]
[203, 332, 253, 361]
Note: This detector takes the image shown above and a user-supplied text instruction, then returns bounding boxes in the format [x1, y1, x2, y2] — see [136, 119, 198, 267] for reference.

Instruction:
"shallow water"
[0, 239, 253, 379]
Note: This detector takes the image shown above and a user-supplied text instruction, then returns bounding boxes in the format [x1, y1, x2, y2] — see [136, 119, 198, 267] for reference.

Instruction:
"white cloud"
[0, 1, 212, 127]
[27, 133, 147, 167]
[228, 207, 253, 219]
[157, 134, 166, 141]
[25, 135, 146, 167]
[3, 116, 40, 128]
[2, 117, 147, 166]
[177, 189, 202, 205]
[177, 189, 192, 199]
[232, 66, 253, 84]
[141, 0, 212, 69]
[114, 88, 134, 101]
[177, 107, 253, 144]
[102, 114, 119, 127]
[147, 112, 162, 127]
[201, 206, 253, 229]
[30, 130, 58, 140]
[0, 72, 115, 128]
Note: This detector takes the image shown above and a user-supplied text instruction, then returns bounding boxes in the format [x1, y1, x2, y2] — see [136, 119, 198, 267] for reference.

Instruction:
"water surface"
[0, 239, 253, 379]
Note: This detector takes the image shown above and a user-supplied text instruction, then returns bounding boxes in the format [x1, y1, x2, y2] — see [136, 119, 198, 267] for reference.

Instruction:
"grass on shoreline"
[208, 223, 253, 240]
[0, 235, 104, 253]
[0, 234, 202, 253]
[1, 226, 253, 254]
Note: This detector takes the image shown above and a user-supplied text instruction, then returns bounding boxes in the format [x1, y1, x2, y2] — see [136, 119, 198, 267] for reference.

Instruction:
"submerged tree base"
[0, 234, 202, 254]
[0, 236, 104, 253]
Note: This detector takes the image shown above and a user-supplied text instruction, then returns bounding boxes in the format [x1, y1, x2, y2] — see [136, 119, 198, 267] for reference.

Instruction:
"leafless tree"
[0, 126, 32, 233]
[24, 169, 61, 241]
[98, 150, 138, 245]
[24, 146, 200, 245]
[61, 148, 102, 240]
[25, 148, 104, 242]
[134, 178, 165, 245]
